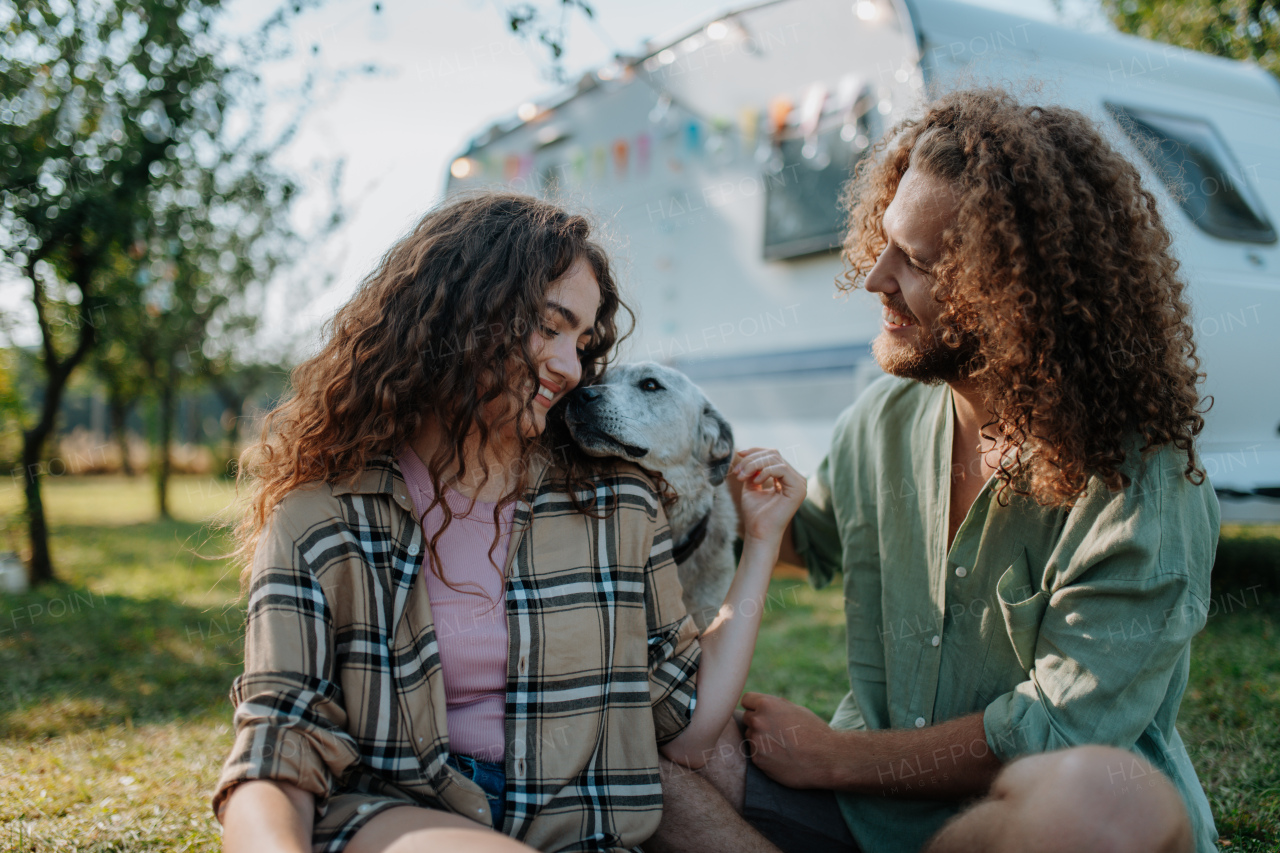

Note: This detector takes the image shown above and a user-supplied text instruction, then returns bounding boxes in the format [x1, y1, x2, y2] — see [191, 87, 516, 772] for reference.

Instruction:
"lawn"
[0, 475, 1277, 851]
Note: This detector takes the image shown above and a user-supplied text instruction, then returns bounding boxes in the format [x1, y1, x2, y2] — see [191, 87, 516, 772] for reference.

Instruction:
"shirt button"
[408, 543, 420, 556]
[417, 736, 423, 742]
[955, 566, 968, 578]
[357, 803, 374, 814]
[931, 635, 940, 647]
[915, 717, 926, 728]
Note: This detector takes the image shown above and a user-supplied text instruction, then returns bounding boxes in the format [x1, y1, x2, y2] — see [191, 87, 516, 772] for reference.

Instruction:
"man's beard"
[872, 313, 979, 385]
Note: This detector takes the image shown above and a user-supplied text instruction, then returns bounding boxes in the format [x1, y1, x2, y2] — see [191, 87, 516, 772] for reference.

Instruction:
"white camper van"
[445, 0, 1280, 522]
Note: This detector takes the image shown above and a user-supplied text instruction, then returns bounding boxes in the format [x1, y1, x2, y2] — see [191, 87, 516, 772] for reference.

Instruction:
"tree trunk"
[155, 362, 176, 519]
[211, 374, 248, 480]
[221, 400, 243, 479]
[107, 387, 134, 477]
[19, 430, 54, 586]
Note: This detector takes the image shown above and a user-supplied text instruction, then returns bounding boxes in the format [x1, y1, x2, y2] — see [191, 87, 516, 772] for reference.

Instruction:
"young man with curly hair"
[644, 89, 1218, 853]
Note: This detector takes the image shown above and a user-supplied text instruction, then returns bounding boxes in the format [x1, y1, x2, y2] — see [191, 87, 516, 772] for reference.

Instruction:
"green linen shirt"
[792, 375, 1219, 853]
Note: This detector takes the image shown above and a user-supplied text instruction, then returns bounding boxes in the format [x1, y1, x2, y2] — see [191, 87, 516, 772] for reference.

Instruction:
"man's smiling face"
[863, 166, 976, 384]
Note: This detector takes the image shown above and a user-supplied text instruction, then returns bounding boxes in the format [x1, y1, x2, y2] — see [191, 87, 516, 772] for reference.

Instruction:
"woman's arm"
[219, 779, 315, 853]
[659, 447, 806, 768]
[212, 507, 362, 850]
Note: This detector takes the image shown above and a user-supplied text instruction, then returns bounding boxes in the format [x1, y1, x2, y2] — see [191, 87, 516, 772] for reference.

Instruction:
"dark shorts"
[742, 761, 861, 853]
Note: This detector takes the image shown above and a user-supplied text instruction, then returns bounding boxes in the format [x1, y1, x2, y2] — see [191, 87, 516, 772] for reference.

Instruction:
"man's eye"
[640, 378, 663, 392]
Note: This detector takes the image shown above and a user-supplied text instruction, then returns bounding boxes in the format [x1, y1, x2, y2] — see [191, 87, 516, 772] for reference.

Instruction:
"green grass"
[0, 475, 1277, 850]
[0, 475, 242, 852]
[745, 576, 850, 721]
[1179, 593, 1280, 849]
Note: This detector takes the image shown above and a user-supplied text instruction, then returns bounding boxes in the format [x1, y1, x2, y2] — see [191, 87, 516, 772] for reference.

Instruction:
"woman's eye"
[540, 323, 558, 338]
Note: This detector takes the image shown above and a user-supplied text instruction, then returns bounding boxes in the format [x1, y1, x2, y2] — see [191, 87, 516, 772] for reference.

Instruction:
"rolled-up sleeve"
[984, 463, 1217, 761]
[211, 512, 361, 818]
[644, 510, 702, 745]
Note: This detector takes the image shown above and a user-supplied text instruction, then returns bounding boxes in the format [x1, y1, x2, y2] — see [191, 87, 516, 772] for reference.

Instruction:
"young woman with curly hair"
[212, 192, 805, 853]
[650, 89, 1215, 853]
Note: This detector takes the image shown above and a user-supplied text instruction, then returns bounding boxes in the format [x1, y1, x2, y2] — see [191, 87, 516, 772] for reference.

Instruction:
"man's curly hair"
[841, 88, 1208, 506]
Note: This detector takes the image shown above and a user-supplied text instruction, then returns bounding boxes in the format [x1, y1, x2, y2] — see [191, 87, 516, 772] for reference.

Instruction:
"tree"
[1107, 0, 1279, 78]
[0, 0, 320, 583]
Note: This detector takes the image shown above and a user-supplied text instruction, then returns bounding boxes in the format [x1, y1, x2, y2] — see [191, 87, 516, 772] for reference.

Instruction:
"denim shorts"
[447, 753, 507, 829]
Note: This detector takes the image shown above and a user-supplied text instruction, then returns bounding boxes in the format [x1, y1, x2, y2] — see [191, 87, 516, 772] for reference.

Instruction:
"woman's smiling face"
[519, 259, 602, 438]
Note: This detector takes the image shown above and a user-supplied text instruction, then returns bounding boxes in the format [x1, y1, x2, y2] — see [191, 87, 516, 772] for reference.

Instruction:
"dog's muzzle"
[565, 387, 650, 459]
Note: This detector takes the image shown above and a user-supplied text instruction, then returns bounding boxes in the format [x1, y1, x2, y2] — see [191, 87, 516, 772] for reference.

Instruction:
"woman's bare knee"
[345, 805, 534, 853]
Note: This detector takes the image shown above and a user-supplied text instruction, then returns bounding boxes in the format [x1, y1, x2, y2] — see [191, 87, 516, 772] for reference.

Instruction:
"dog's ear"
[698, 403, 734, 486]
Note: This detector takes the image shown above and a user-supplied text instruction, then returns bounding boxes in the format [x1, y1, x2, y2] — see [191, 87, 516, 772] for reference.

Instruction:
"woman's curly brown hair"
[841, 88, 1207, 506]
[234, 192, 631, 594]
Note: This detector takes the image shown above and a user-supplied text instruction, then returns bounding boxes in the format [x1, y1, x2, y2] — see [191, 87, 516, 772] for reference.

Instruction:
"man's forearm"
[827, 713, 1002, 799]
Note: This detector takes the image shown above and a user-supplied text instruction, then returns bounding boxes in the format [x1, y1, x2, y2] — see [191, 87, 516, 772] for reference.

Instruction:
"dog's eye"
[639, 378, 664, 392]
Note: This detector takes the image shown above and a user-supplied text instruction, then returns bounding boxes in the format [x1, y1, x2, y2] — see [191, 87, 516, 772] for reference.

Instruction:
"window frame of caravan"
[1104, 102, 1277, 245]
[761, 107, 883, 262]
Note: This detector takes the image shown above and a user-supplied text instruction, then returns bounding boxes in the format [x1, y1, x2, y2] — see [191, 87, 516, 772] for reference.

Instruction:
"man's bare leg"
[644, 720, 779, 853]
[924, 746, 1194, 853]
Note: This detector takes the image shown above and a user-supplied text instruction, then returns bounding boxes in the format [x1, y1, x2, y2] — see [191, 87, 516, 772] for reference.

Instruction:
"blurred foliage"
[1215, 523, 1280, 597]
[506, 0, 596, 82]
[1107, 0, 1280, 78]
[0, 349, 22, 455]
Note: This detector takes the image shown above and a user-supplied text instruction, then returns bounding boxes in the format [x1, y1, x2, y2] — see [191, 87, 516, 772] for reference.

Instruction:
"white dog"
[563, 362, 737, 630]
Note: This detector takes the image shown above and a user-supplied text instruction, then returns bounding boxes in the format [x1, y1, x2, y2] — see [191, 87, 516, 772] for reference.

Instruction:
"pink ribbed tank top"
[398, 445, 511, 762]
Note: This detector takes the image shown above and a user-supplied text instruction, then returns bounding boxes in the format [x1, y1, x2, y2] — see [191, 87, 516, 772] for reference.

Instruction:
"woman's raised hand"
[730, 447, 806, 547]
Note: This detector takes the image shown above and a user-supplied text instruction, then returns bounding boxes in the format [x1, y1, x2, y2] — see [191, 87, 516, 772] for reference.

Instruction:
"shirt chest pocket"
[994, 548, 1048, 675]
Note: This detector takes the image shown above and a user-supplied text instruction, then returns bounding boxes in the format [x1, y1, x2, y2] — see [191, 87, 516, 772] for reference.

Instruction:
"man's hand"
[740, 692, 845, 789]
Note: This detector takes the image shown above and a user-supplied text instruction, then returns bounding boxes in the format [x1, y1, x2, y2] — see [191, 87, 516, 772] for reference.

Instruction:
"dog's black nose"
[571, 386, 604, 404]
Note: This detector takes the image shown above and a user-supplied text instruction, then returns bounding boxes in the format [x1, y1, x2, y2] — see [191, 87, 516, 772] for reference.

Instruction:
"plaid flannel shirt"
[212, 454, 701, 853]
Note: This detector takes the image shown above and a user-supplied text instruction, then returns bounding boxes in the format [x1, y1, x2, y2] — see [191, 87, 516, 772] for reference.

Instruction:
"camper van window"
[763, 121, 874, 261]
[1106, 103, 1277, 244]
